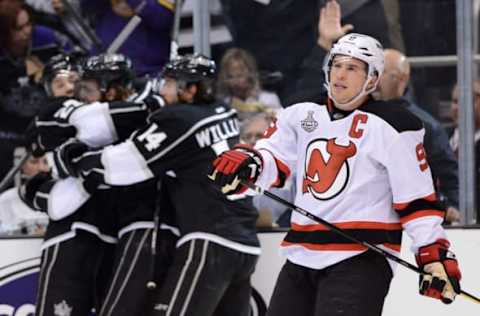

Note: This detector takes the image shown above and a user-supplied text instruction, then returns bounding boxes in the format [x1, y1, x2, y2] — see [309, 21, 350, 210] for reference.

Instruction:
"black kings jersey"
[99, 102, 260, 253]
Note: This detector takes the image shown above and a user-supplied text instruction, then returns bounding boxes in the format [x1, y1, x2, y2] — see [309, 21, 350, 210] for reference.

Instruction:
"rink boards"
[0, 228, 479, 316]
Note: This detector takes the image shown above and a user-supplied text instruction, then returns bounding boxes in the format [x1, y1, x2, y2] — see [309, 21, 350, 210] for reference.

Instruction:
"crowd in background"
[0, 0, 476, 235]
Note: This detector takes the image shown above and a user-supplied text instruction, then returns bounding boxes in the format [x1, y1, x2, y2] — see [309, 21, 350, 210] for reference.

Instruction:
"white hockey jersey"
[254, 99, 447, 270]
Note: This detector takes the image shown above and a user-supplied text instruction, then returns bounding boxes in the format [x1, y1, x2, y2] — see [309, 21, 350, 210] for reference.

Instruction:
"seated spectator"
[80, 0, 174, 76]
[217, 47, 282, 121]
[0, 147, 49, 236]
[375, 49, 460, 224]
[0, 1, 65, 181]
[240, 113, 292, 228]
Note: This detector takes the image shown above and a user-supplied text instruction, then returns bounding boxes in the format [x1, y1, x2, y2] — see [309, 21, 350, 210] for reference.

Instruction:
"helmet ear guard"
[323, 33, 385, 108]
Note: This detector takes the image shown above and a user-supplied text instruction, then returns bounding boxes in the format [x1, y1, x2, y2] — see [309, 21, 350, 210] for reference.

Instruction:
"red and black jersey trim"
[257, 148, 291, 188]
[394, 194, 445, 224]
[283, 227, 402, 251]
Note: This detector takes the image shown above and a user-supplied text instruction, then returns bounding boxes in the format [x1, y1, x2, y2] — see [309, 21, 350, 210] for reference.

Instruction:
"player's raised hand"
[209, 145, 263, 195]
[318, 0, 354, 50]
[415, 239, 462, 304]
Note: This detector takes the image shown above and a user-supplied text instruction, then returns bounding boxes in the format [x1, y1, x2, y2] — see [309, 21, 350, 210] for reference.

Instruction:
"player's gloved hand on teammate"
[209, 144, 263, 195]
[143, 94, 166, 113]
[415, 239, 462, 304]
[18, 171, 53, 211]
[54, 139, 90, 178]
[25, 120, 47, 158]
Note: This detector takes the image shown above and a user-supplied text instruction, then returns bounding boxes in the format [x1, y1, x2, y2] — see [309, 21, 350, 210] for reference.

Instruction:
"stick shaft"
[243, 181, 480, 303]
[0, 152, 30, 193]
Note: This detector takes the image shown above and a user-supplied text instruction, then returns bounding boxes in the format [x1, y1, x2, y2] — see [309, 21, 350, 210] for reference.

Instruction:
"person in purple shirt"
[0, 1, 66, 186]
[81, 0, 174, 77]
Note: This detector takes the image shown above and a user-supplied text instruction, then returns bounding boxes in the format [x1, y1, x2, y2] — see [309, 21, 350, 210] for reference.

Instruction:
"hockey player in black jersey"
[23, 53, 118, 316]
[210, 34, 463, 316]
[23, 53, 174, 316]
[55, 54, 260, 316]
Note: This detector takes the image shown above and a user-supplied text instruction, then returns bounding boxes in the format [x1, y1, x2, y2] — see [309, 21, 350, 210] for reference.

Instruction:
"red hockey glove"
[209, 144, 263, 195]
[415, 239, 462, 304]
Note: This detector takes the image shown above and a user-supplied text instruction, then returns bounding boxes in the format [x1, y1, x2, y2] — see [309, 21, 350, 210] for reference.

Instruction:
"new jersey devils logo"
[303, 138, 357, 200]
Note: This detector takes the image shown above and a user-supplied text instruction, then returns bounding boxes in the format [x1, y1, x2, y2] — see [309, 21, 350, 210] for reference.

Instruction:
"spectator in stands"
[375, 48, 460, 224]
[240, 113, 293, 228]
[281, 0, 400, 106]
[217, 48, 282, 121]
[449, 81, 480, 222]
[0, 1, 63, 182]
[220, 0, 395, 103]
[0, 148, 49, 236]
[27, 0, 97, 52]
[80, 0, 174, 76]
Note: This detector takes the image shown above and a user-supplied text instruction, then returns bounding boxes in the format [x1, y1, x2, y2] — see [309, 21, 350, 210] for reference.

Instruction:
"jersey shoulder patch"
[361, 99, 423, 133]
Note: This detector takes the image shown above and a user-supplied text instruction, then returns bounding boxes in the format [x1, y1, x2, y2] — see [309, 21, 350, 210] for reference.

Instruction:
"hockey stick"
[146, 178, 162, 290]
[240, 180, 480, 304]
[60, 0, 103, 50]
[170, 0, 184, 60]
[106, 1, 147, 54]
[0, 152, 30, 192]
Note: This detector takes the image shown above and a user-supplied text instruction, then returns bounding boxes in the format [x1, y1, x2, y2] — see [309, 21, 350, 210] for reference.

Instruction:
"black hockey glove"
[143, 94, 166, 113]
[416, 239, 462, 304]
[209, 144, 263, 195]
[54, 139, 106, 192]
[53, 139, 90, 178]
[25, 119, 47, 157]
[18, 171, 53, 211]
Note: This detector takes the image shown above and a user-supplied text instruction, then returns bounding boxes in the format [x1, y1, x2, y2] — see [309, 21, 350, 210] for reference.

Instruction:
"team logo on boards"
[303, 138, 356, 200]
[54, 300, 72, 316]
[0, 257, 40, 316]
[301, 111, 318, 133]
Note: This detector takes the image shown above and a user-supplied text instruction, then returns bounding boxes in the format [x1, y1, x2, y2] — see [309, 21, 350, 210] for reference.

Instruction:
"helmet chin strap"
[325, 78, 378, 110]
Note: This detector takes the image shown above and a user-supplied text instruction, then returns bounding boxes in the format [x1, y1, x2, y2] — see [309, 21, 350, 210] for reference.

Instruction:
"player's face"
[21, 156, 50, 178]
[329, 55, 369, 109]
[159, 77, 179, 105]
[51, 71, 80, 97]
[75, 79, 102, 103]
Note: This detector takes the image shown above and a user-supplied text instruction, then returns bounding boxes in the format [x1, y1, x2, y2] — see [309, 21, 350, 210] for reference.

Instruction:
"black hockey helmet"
[161, 54, 217, 103]
[81, 53, 135, 92]
[42, 54, 80, 96]
[162, 54, 216, 83]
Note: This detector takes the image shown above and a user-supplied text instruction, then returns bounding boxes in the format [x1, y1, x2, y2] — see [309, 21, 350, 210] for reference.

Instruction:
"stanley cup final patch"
[301, 111, 318, 132]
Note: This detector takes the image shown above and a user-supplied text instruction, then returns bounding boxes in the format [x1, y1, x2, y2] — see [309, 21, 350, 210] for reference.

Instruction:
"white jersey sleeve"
[375, 116, 446, 253]
[254, 105, 304, 190]
[69, 102, 119, 147]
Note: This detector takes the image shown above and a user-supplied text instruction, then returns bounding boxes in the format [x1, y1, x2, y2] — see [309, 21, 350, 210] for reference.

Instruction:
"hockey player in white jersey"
[210, 33, 462, 315]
